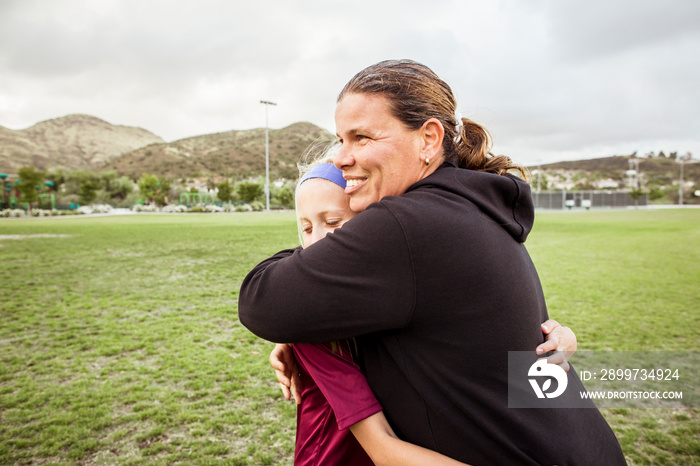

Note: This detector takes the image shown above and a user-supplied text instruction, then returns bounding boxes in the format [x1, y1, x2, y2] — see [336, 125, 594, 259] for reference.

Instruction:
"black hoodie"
[239, 163, 626, 465]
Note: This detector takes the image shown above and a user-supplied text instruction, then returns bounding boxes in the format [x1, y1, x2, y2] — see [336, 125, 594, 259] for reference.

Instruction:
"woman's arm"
[239, 205, 415, 343]
[350, 411, 470, 466]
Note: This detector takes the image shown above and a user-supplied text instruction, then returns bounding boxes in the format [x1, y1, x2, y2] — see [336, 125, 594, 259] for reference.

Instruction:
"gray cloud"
[0, 0, 698, 165]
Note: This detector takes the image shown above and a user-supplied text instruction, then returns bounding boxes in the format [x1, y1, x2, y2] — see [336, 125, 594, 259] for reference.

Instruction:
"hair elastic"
[454, 110, 464, 144]
[299, 163, 347, 189]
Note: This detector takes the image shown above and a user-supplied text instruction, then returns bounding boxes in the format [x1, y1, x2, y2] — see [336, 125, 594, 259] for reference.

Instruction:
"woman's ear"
[420, 118, 444, 161]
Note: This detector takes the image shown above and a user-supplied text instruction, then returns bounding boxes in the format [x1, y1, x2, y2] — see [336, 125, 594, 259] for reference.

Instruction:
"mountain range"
[0, 114, 164, 174]
[0, 114, 332, 181]
[102, 122, 331, 181]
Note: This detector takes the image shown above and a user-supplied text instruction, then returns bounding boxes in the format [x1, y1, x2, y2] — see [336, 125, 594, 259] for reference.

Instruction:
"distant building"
[593, 178, 620, 189]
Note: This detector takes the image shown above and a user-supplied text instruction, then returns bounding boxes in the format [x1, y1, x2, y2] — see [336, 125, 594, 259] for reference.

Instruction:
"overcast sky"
[1, 0, 698, 165]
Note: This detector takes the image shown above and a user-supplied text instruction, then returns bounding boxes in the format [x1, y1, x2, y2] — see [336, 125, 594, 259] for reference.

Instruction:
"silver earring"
[425, 157, 430, 166]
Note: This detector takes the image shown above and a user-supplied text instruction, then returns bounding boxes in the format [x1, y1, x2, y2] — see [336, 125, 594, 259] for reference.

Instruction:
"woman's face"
[296, 178, 357, 248]
[334, 92, 425, 212]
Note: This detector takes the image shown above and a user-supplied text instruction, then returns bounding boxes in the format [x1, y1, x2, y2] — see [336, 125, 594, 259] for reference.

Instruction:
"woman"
[239, 59, 626, 465]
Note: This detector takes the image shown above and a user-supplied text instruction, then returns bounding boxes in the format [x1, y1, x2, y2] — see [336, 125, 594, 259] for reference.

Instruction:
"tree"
[138, 174, 160, 204]
[45, 169, 66, 193]
[156, 178, 172, 206]
[648, 186, 665, 201]
[17, 166, 46, 208]
[138, 174, 171, 206]
[276, 185, 295, 208]
[100, 171, 119, 193]
[63, 170, 101, 205]
[629, 188, 646, 209]
[216, 181, 233, 203]
[95, 171, 134, 201]
[78, 172, 101, 205]
[109, 177, 134, 200]
[236, 180, 264, 203]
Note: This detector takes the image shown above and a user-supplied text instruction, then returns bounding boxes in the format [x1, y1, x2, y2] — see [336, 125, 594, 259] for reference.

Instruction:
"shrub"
[132, 204, 158, 213]
[0, 209, 24, 217]
[162, 205, 188, 213]
[30, 209, 53, 217]
[90, 204, 113, 214]
[202, 204, 223, 213]
[235, 204, 252, 212]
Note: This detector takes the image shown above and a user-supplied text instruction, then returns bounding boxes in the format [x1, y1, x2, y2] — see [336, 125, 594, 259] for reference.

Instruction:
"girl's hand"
[536, 319, 577, 371]
[270, 343, 302, 404]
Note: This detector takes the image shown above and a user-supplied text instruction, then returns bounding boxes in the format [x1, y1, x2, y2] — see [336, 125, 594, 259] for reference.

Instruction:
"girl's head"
[296, 146, 357, 248]
[334, 59, 526, 211]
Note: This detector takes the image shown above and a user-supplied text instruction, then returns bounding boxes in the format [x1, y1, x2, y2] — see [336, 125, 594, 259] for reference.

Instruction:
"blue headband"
[299, 163, 346, 189]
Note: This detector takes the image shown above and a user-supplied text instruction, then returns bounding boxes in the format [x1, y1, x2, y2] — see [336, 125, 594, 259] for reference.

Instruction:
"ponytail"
[453, 118, 528, 181]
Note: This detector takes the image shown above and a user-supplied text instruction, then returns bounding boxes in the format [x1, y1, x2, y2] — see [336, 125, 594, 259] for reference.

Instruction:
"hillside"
[529, 154, 699, 203]
[0, 114, 164, 173]
[2, 114, 695, 199]
[103, 122, 333, 181]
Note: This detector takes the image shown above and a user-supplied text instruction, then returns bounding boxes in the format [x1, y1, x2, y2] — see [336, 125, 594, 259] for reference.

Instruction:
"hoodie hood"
[407, 162, 534, 243]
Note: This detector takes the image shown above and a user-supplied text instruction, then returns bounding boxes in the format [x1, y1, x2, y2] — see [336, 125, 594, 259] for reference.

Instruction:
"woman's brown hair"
[338, 59, 527, 179]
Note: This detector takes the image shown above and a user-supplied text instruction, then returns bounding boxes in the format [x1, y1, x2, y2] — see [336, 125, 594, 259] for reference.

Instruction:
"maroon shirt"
[293, 342, 382, 465]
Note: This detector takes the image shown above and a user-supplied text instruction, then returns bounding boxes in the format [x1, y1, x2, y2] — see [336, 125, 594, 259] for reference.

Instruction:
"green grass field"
[1, 209, 698, 465]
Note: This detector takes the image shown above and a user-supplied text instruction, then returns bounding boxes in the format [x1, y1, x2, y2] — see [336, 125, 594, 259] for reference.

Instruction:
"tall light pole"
[260, 100, 277, 211]
[679, 155, 685, 206]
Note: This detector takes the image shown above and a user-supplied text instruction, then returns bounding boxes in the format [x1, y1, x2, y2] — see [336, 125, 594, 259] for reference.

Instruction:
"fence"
[532, 191, 648, 210]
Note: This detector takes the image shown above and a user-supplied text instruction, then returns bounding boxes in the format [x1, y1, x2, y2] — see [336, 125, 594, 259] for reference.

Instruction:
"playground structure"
[38, 193, 56, 210]
[1, 174, 56, 211]
[179, 192, 216, 207]
[1, 174, 19, 209]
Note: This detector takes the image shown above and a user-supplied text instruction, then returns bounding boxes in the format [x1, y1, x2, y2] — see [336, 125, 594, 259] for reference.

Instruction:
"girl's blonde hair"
[294, 139, 341, 245]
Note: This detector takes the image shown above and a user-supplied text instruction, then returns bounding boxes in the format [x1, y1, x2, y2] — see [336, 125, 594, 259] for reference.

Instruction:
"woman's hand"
[270, 343, 302, 404]
[536, 319, 577, 371]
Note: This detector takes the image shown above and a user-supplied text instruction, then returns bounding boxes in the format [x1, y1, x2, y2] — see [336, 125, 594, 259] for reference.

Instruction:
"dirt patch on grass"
[0, 234, 75, 240]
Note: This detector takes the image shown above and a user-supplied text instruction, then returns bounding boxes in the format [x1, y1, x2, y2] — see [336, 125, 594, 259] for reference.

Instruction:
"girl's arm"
[536, 319, 577, 371]
[270, 343, 302, 404]
[350, 411, 470, 466]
